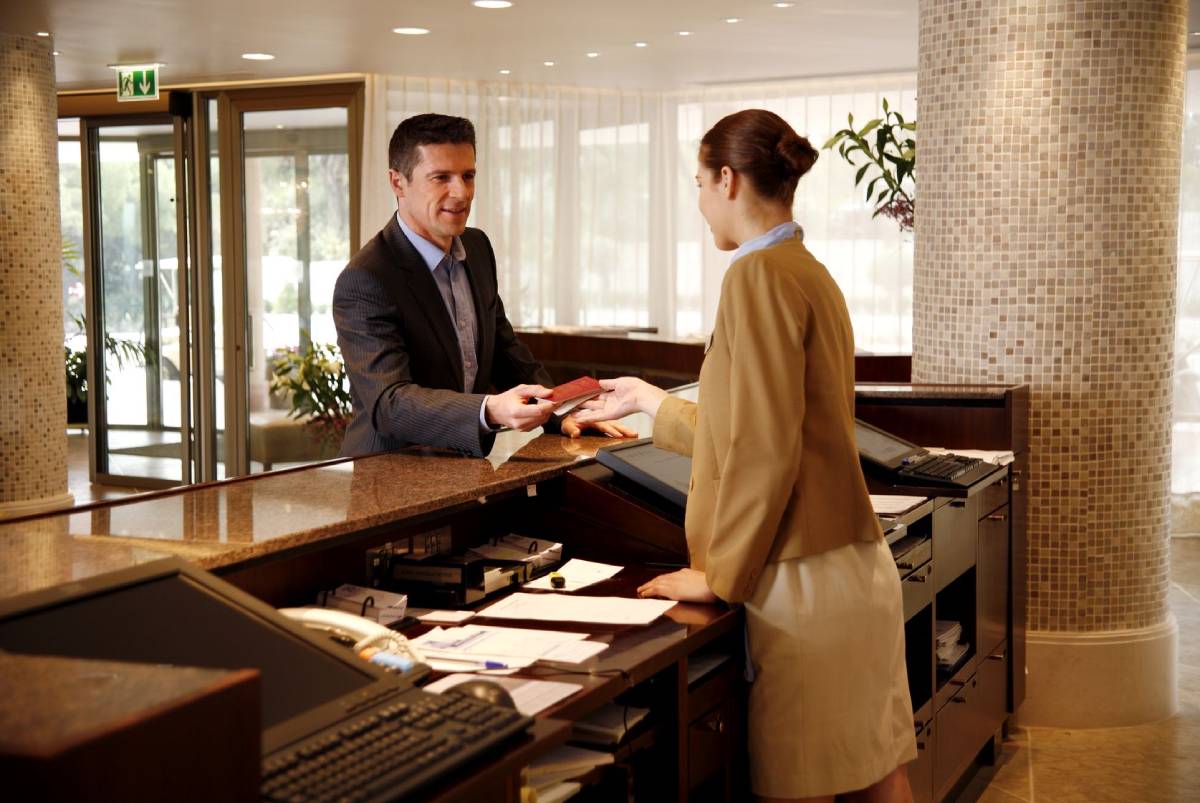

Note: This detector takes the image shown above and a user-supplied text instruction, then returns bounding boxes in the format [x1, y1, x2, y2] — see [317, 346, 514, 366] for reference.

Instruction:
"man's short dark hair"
[388, 114, 476, 179]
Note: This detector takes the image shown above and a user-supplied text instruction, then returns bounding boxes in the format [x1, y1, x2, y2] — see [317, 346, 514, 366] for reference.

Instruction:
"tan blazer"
[654, 233, 882, 603]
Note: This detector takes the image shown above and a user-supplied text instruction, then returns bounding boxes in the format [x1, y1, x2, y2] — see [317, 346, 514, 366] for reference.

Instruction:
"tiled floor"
[958, 537, 1200, 803]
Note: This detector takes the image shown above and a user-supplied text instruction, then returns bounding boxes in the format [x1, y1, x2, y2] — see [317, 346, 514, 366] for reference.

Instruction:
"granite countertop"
[0, 429, 631, 602]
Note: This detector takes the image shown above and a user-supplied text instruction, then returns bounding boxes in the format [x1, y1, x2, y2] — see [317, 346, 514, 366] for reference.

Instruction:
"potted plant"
[269, 337, 352, 450]
[62, 240, 146, 425]
[822, 98, 915, 232]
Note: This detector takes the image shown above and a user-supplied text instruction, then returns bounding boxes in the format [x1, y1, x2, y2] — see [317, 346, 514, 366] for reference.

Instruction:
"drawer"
[910, 719, 934, 803]
[688, 696, 738, 790]
[902, 561, 933, 621]
[934, 671, 980, 798]
[978, 641, 1008, 725]
[933, 499, 976, 592]
[976, 470, 1010, 520]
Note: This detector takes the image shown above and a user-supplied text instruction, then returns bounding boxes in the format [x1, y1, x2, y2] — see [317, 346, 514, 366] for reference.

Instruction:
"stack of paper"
[482, 593, 676, 625]
[935, 620, 968, 668]
[425, 674, 582, 716]
[869, 495, 929, 517]
[411, 623, 608, 672]
[525, 745, 614, 796]
[468, 534, 562, 574]
[571, 702, 650, 746]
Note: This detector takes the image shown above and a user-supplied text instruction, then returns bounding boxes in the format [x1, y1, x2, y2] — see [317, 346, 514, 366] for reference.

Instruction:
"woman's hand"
[559, 414, 639, 440]
[572, 377, 667, 425]
[637, 568, 717, 604]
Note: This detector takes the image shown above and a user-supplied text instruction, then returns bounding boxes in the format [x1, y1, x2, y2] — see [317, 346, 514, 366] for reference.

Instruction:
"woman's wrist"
[639, 383, 669, 417]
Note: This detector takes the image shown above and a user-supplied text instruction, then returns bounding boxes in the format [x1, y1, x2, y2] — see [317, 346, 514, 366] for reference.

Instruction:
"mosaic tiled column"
[914, 0, 1188, 727]
[0, 34, 72, 519]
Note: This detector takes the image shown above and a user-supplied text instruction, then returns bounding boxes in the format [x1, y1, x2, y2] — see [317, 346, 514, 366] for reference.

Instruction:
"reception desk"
[0, 382, 1026, 802]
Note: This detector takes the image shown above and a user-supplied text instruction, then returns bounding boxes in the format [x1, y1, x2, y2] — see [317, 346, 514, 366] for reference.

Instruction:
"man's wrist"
[480, 395, 500, 432]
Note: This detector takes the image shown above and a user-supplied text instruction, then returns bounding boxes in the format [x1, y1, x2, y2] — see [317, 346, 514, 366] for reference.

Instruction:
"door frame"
[79, 110, 193, 489]
[211, 82, 362, 477]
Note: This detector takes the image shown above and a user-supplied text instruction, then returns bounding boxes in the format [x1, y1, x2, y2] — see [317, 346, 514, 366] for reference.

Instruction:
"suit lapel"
[381, 216, 464, 389]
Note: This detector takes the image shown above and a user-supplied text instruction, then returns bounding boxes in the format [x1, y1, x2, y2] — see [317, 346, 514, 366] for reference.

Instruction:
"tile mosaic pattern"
[0, 35, 68, 507]
[912, 1, 1188, 631]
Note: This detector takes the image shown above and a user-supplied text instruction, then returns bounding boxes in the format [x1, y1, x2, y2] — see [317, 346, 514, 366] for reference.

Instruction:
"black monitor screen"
[0, 570, 375, 730]
[855, 420, 919, 466]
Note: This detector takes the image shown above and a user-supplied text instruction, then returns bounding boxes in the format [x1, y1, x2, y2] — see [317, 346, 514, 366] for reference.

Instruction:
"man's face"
[390, 142, 476, 250]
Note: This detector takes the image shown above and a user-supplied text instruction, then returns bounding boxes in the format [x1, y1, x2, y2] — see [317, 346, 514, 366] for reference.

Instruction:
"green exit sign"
[116, 65, 159, 102]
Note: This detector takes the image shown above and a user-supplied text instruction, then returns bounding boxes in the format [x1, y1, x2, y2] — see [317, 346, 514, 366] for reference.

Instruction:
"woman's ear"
[720, 166, 736, 200]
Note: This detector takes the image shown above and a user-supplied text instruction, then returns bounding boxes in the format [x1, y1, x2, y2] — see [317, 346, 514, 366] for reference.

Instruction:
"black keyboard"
[898, 453, 984, 483]
[261, 688, 531, 803]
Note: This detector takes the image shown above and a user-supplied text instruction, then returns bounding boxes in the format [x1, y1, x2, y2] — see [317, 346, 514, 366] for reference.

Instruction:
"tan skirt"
[745, 537, 917, 798]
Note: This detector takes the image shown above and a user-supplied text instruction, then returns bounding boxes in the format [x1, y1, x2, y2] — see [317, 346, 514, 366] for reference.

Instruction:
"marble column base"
[0, 491, 75, 521]
[1017, 615, 1178, 728]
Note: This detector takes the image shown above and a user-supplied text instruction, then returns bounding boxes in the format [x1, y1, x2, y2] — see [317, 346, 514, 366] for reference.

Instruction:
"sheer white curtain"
[1175, 60, 1200, 506]
[360, 72, 916, 351]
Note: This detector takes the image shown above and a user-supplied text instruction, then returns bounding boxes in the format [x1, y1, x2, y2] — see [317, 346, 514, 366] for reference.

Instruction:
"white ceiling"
[3, 0, 922, 92]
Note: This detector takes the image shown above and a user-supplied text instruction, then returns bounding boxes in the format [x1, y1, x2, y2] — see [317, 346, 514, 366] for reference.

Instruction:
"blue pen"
[482, 660, 508, 670]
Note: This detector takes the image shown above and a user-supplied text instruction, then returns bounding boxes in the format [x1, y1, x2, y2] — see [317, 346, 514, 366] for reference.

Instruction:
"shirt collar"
[731, 220, 803, 264]
[395, 211, 466, 271]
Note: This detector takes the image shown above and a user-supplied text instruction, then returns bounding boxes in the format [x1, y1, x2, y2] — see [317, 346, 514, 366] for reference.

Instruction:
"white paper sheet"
[524, 558, 623, 592]
[414, 609, 477, 624]
[424, 673, 583, 716]
[869, 494, 929, 516]
[411, 624, 607, 664]
[481, 593, 676, 625]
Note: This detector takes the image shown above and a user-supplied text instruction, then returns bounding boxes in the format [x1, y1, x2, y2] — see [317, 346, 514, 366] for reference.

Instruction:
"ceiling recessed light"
[586, 51, 599, 58]
[36, 31, 51, 37]
[473, 1, 513, 7]
[677, 31, 691, 37]
[52, 51, 61, 56]
[773, 2, 795, 7]
[499, 69, 511, 74]
[275, 124, 284, 129]
[392, 27, 430, 35]
[543, 60, 555, 66]
[242, 53, 275, 61]
[725, 17, 742, 24]
[634, 41, 648, 48]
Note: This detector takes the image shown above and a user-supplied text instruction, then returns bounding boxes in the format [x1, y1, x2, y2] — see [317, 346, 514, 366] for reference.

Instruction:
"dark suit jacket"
[333, 216, 553, 458]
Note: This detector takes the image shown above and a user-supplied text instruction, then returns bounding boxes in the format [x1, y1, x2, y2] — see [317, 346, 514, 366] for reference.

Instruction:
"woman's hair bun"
[776, 133, 818, 179]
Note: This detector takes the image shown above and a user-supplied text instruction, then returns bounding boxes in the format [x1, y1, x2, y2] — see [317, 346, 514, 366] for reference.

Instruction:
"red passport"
[540, 376, 603, 414]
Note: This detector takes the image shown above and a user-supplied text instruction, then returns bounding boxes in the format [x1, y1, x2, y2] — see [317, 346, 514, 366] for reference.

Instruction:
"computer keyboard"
[898, 453, 984, 483]
[261, 687, 531, 803]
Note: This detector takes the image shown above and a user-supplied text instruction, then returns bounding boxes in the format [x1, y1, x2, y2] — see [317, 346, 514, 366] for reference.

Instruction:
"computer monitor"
[855, 418, 926, 471]
[596, 438, 691, 509]
[0, 558, 405, 753]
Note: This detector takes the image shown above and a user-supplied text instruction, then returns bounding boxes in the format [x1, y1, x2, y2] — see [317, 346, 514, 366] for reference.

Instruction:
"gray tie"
[433, 255, 479, 392]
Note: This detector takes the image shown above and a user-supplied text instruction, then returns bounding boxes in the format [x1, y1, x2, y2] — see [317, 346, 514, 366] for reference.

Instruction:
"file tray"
[595, 438, 690, 510]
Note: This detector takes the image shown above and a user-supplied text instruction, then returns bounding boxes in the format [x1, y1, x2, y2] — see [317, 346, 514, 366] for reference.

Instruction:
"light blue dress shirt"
[731, 220, 804, 263]
[395, 213, 494, 430]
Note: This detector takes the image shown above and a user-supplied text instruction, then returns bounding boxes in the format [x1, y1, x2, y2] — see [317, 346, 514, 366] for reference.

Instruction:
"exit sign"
[116, 65, 159, 102]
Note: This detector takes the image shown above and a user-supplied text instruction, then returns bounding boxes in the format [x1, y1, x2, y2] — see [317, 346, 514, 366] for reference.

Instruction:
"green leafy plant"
[62, 239, 146, 421]
[821, 98, 916, 232]
[269, 337, 352, 447]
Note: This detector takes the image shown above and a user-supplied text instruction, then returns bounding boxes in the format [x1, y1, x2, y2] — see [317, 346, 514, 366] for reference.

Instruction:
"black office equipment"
[596, 437, 691, 509]
[0, 558, 531, 803]
[856, 418, 1001, 488]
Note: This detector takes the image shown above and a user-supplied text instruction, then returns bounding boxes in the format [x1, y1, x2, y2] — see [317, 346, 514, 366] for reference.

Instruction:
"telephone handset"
[279, 607, 426, 673]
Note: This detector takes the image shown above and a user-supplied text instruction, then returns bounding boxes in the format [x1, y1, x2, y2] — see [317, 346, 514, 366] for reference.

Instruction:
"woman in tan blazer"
[575, 110, 916, 803]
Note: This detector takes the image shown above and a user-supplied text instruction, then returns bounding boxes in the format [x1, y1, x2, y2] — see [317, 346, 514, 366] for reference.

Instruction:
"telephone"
[279, 606, 426, 673]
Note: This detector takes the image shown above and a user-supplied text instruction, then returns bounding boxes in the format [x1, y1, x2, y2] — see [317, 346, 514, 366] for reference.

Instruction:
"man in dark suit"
[334, 113, 631, 457]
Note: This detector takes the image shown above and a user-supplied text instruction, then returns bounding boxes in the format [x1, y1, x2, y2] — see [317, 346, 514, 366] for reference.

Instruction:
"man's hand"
[485, 384, 554, 431]
[571, 377, 668, 425]
[636, 568, 718, 604]
[560, 413, 639, 439]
